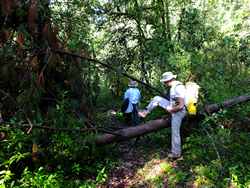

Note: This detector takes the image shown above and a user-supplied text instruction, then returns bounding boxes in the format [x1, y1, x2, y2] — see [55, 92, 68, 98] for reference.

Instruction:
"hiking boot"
[167, 153, 181, 159]
[138, 110, 149, 118]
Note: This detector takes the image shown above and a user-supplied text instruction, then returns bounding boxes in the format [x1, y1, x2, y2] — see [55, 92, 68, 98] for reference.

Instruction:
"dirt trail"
[102, 137, 182, 188]
[105, 142, 146, 187]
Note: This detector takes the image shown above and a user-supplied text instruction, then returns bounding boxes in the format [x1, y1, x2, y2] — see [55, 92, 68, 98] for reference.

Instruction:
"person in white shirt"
[123, 80, 141, 126]
[138, 72, 186, 159]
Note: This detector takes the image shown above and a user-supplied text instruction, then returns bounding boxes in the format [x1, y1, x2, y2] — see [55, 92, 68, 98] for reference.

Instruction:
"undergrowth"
[0, 98, 250, 187]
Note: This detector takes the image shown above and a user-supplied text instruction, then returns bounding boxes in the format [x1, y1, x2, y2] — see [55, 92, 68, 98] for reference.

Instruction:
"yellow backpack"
[184, 82, 200, 115]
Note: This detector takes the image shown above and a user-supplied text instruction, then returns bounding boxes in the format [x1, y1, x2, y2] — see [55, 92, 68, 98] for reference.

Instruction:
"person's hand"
[166, 106, 172, 113]
[138, 110, 149, 118]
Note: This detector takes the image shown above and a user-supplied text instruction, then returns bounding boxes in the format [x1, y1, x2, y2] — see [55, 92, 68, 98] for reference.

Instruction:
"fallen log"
[95, 118, 170, 145]
[95, 95, 250, 145]
[204, 95, 250, 114]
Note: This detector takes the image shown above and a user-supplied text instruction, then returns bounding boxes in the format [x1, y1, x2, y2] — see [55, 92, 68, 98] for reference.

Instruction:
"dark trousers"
[124, 104, 139, 126]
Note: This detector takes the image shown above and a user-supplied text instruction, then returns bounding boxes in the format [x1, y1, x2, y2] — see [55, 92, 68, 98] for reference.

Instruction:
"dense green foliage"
[0, 0, 250, 187]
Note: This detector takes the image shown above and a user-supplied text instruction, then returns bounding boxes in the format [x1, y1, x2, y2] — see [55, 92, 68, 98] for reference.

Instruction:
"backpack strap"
[173, 82, 184, 97]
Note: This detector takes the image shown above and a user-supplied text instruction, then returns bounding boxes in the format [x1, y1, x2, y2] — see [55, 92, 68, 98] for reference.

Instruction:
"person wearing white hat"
[138, 71, 186, 159]
[122, 80, 141, 126]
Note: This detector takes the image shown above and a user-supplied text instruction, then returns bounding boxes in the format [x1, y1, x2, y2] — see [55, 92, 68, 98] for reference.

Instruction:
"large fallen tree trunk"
[96, 95, 250, 145]
[204, 95, 250, 114]
[96, 118, 170, 145]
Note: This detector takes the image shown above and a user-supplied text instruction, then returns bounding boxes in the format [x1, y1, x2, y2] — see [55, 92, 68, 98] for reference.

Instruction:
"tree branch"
[0, 123, 123, 136]
[52, 48, 163, 95]
[0, 89, 17, 105]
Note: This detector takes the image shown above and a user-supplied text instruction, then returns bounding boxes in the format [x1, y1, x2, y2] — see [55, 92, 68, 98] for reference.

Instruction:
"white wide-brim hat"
[160, 72, 177, 82]
[128, 80, 138, 87]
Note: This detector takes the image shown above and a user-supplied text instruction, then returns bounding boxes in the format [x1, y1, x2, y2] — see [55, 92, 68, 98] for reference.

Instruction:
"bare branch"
[52, 48, 163, 95]
[26, 118, 34, 134]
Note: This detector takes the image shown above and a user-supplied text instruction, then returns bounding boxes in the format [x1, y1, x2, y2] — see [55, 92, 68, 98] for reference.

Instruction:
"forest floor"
[106, 142, 167, 187]
[102, 137, 192, 188]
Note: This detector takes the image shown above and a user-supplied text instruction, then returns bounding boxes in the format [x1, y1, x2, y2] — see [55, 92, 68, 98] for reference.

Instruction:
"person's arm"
[124, 89, 129, 100]
[167, 84, 185, 113]
[167, 97, 185, 113]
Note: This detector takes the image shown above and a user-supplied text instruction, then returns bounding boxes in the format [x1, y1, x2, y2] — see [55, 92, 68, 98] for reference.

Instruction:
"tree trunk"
[204, 95, 250, 114]
[95, 95, 250, 145]
[95, 118, 170, 145]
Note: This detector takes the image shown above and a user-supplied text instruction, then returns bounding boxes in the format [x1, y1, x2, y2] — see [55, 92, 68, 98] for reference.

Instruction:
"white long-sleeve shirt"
[124, 87, 141, 113]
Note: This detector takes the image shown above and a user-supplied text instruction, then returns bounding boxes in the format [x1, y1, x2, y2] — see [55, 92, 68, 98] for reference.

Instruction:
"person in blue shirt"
[123, 80, 141, 126]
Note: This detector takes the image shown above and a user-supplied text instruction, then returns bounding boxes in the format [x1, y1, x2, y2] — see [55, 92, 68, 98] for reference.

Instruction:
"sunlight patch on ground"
[135, 158, 172, 181]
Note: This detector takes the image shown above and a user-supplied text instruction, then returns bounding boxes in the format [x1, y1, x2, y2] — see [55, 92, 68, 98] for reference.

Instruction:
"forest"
[0, 0, 250, 187]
